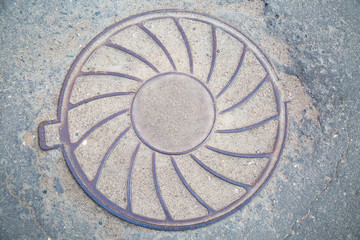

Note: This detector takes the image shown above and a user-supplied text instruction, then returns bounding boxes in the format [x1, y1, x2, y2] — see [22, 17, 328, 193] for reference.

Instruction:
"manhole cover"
[39, 10, 287, 230]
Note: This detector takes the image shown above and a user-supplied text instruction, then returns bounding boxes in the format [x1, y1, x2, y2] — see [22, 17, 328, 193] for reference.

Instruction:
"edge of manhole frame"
[38, 9, 289, 231]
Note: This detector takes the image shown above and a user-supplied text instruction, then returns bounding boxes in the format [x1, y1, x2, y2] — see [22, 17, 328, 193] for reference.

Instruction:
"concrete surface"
[0, 0, 359, 239]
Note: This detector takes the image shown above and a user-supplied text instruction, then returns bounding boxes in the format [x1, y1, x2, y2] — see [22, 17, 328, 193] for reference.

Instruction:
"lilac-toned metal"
[216, 114, 279, 133]
[68, 92, 134, 110]
[152, 153, 173, 221]
[220, 74, 270, 114]
[216, 46, 248, 99]
[138, 23, 177, 71]
[171, 157, 216, 214]
[105, 40, 160, 73]
[38, 10, 288, 231]
[79, 71, 143, 82]
[126, 142, 141, 212]
[207, 26, 217, 84]
[90, 127, 131, 187]
[205, 145, 272, 158]
[71, 109, 129, 149]
[174, 18, 193, 74]
[190, 154, 252, 190]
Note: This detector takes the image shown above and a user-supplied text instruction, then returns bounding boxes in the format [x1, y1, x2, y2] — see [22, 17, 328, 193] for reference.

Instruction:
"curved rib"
[91, 127, 130, 187]
[190, 154, 252, 190]
[279, 101, 290, 156]
[126, 142, 141, 211]
[152, 152, 173, 220]
[79, 71, 143, 82]
[68, 92, 135, 110]
[71, 109, 129, 149]
[138, 24, 177, 71]
[216, 46, 248, 99]
[174, 18, 193, 73]
[220, 74, 269, 114]
[207, 26, 217, 84]
[170, 157, 215, 214]
[105, 41, 160, 73]
[206, 145, 271, 158]
[270, 79, 282, 114]
[216, 114, 279, 133]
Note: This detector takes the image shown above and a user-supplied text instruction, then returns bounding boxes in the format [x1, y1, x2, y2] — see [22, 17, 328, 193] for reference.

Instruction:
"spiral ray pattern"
[38, 10, 287, 230]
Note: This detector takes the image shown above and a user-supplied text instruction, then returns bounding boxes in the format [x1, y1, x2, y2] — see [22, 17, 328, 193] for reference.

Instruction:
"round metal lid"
[38, 10, 287, 230]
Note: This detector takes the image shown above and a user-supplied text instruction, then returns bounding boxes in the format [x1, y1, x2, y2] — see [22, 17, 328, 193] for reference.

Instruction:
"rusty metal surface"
[38, 10, 287, 230]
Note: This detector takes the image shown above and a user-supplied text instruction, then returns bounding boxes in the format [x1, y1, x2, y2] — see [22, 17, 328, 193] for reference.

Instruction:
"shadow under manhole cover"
[38, 10, 288, 230]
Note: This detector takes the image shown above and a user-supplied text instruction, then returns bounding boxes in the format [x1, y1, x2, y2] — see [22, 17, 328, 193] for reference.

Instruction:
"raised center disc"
[131, 72, 216, 155]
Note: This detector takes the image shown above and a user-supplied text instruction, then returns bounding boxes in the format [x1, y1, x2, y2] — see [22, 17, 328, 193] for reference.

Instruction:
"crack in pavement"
[5, 170, 52, 239]
[283, 118, 350, 240]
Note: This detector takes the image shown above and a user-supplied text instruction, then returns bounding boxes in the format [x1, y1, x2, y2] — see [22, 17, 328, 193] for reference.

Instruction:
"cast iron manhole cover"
[39, 10, 287, 230]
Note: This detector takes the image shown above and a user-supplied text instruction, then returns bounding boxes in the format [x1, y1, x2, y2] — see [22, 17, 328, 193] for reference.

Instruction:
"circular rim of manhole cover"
[38, 9, 288, 231]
